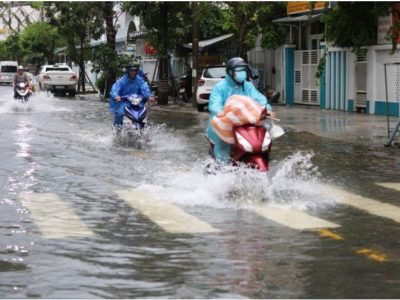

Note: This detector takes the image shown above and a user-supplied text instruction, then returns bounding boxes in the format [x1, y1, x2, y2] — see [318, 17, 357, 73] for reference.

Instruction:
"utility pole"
[192, 1, 199, 109]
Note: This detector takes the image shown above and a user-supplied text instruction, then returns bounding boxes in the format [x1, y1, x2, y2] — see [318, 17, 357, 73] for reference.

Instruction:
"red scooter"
[209, 109, 272, 172]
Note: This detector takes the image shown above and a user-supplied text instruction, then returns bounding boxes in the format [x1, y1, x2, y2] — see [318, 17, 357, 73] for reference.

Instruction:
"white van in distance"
[0, 61, 18, 85]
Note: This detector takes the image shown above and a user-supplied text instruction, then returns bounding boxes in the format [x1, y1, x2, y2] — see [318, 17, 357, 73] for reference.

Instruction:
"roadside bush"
[96, 75, 105, 95]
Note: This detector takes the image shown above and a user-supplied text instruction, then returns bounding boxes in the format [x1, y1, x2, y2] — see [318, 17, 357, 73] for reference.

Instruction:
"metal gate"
[294, 50, 320, 105]
[248, 49, 266, 90]
[355, 49, 367, 109]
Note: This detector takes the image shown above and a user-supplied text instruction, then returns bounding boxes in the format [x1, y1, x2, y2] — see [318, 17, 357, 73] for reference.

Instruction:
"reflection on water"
[0, 89, 400, 298]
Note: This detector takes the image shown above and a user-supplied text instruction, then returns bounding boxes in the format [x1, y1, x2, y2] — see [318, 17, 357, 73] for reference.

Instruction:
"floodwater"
[1, 86, 400, 298]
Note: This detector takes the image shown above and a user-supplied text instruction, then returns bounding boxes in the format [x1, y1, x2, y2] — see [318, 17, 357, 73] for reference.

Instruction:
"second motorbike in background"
[15, 82, 32, 103]
[179, 72, 192, 103]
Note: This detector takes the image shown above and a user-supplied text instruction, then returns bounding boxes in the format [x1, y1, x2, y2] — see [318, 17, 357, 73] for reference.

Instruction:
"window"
[1, 66, 17, 73]
[45, 67, 70, 72]
[203, 67, 226, 78]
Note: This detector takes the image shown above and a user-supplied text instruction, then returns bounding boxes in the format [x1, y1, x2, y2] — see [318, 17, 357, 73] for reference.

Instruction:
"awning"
[183, 33, 234, 51]
[273, 13, 323, 24]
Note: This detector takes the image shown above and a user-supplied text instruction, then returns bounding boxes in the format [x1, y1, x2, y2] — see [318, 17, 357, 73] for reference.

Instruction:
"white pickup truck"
[37, 64, 77, 96]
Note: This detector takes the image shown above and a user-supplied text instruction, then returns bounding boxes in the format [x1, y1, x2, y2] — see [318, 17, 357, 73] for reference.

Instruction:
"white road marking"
[116, 189, 220, 234]
[376, 182, 400, 192]
[252, 205, 339, 230]
[324, 184, 400, 224]
[20, 193, 94, 239]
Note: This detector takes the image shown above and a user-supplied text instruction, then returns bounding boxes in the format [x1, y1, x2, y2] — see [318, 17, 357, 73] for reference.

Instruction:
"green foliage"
[123, 2, 191, 56]
[386, 20, 400, 53]
[220, 2, 287, 59]
[45, 2, 104, 61]
[221, 2, 259, 59]
[196, 2, 226, 40]
[19, 22, 60, 64]
[315, 50, 327, 80]
[95, 75, 105, 95]
[0, 33, 22, 61]
[45, 2, 104, 91]
[257, 3, 287, 49]
[91, 44, 137, 96]
[323, 2, 391, 52]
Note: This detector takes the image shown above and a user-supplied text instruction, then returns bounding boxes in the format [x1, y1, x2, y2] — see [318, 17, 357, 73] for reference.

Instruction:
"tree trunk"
[79, 38, 86, 93]
[102, 1, 116, 97]
[158, 56, 169, 105]
[192, 1, 199, 109]
[158, 2, 169, 105]
[103, 2, 116, 50]
[237, 20, 248, 61]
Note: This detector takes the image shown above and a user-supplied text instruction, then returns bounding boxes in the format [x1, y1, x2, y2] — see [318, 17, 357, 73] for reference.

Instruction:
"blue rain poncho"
[207, 76, 272, 162]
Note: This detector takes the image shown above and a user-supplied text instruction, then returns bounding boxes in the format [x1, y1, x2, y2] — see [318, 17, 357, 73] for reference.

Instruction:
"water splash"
[0, 91, 70, 114]
[110, 122, 188, 152]
[136, 151, 336, 211]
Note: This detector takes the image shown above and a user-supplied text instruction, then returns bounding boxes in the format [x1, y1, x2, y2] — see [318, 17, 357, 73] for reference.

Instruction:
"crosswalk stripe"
[376, 182, 400, 192]
[20, 193, 94, 239]
[355, 248, 388, 262]
[316, 229, 344, 240]
[324, 184, 400, 224]
[252, 205, 339, 230]
[116, 189, 220, 234]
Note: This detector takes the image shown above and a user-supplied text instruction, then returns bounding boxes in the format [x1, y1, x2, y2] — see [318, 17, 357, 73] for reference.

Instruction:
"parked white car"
[0, 61, 18, 85]
[196, 65, 226, 112]
[37, 64, 77, 96]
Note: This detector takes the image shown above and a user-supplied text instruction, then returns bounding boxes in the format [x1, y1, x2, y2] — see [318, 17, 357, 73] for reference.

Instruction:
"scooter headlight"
[262, 131, 272, 152]
[19, 82, 26, 88]
[235, 132, 253, 152]
[130, 97, 142, 106]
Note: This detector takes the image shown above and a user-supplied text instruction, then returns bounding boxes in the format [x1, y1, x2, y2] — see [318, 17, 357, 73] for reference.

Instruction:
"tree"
[257, 2, 287, 49]
[221, 2, 287, 60]
[322, 2, 391, 52]
[100, 1, 124, 96]
[222, 2, 260, 61]
[92, 44, 136, 95]
[45, 2, 104, 93]
[123, 2, 191, 105]
[0, 33, 23, 61]
[196, 2, 225, 40]
[19, 21, 61, 66]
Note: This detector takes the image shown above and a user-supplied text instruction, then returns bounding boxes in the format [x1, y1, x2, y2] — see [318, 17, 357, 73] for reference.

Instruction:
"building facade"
[248, 2, 400, 118]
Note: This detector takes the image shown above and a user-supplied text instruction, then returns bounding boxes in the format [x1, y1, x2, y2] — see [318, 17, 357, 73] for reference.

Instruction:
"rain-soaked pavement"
[1, 86, 400, 298]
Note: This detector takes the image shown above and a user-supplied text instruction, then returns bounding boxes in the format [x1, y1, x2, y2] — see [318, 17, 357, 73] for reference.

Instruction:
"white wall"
[367, 44, 400, 114]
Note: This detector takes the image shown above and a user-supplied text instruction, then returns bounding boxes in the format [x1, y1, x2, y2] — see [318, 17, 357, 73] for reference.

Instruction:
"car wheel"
[69, 90, 76, 97]
[197, 103, 205, 112]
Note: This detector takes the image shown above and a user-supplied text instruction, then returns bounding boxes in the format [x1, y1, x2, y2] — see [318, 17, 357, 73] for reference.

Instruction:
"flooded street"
[1, 86, 400, 298]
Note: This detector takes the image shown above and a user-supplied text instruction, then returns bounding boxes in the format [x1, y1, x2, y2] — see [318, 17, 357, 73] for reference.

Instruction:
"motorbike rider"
[13, 66, 30, 99]
[109, 64, 156, 128]
[207, 57, 277, 163]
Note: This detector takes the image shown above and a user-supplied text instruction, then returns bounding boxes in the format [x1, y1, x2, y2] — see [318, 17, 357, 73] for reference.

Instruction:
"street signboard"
[287, 2, 326, 15]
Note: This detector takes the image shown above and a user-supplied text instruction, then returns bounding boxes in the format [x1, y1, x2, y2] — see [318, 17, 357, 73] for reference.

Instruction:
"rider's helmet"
[126, 64, 140, 73]
[226, 57, 250, 85]
[17, 65, 24, 72]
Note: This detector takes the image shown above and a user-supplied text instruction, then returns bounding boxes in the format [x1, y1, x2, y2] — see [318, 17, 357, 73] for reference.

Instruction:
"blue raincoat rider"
[109, 65, 155, 127]
[207, 57, 276, 163]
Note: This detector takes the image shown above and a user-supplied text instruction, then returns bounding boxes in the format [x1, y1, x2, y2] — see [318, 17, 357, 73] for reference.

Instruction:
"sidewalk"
[274, 105, 399, 147]
[152, 102, 400, 147]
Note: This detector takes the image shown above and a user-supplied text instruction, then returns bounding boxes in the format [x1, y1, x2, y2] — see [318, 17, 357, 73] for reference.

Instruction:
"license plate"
[56, 85, 64, 89]
[179, 88, 185, 92]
